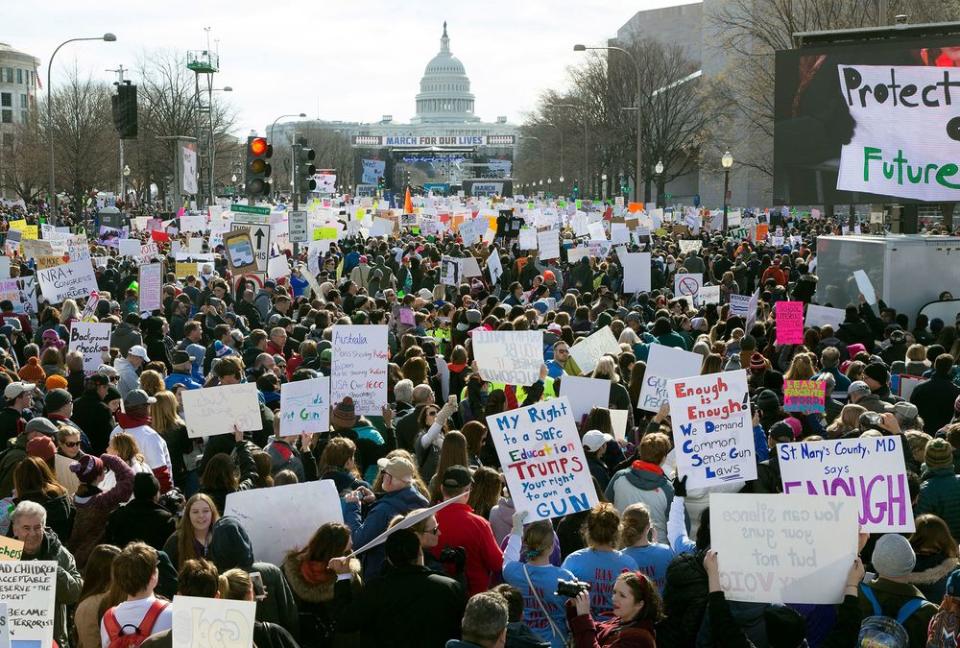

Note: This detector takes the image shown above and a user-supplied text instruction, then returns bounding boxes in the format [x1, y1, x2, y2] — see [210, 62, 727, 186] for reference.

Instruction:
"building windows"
[1, 111, 12, 124]
[1, 93, 11, 107]
[3, 68, 12, 83]
[16, 69, 22, 84]
[19, 94, 27, 109]
[20, 111, 27, 123]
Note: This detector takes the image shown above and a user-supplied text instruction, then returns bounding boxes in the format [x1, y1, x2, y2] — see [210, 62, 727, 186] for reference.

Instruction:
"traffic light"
[377, 175, 385, 191]
[111, 83, 138, 139]
[245, 136, 272, 198]
[572, 180, 580, 199]
[294, 145, 317, 196]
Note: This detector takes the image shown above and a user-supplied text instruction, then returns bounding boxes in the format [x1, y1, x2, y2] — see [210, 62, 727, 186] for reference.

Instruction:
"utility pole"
[106, 64, 127, 204]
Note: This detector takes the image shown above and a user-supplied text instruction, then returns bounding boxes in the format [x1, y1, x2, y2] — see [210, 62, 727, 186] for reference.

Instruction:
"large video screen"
[774, 34, 960, 205]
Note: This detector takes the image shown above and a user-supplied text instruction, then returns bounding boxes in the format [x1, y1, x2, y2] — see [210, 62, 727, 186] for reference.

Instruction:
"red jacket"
[431, 502, 503, 595]
[567, 609, 657, 648]
[761, 265, 788, 287]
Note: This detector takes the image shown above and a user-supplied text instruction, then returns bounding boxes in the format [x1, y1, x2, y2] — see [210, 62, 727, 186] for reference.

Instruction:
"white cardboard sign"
[278, 377, 330, 437]
[558, 376, 610, 424]
[331, 325, 388, 416]
[172, 595, 255, 648]
[637, 345, 704, 413]
[568, 326, 620, 375]
[69, 322, 111, 373]
[181, 383, 264, 438]
[0, 560, 56, 647]
[36, 258, 98, 303]
[472, 330, 544, 386]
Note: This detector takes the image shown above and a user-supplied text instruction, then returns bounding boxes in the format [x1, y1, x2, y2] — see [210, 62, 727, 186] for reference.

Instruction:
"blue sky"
[9, 0, 698, 135]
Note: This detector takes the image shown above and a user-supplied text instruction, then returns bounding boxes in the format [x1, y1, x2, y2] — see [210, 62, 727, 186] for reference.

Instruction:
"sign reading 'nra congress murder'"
[487, 396, 598, 522]
[669, 370, 757, 489]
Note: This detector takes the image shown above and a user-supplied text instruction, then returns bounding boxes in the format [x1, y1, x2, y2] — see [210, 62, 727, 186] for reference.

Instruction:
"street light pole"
[575, 44, 641, 203]
[721, 150, 733, 232]
[268, 113, 306, 196]
[47, 33, 117, 224]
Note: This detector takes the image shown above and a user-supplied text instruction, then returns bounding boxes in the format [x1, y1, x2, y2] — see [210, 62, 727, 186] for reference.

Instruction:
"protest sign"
[558, 376, 611, 424]
[674, 273, 702, 301]
[637, 345, 704, 413]
[440, 255, 462, 286]
[0, 537, 23, 561]
[783, 380, 825, 414]
[775, 301, 804, 345]
[519, 228, 538, 250]
[36, 258, 97, 303]
[779, 436, 913, 532]
[0, 602, 7, 648]
[172, 595, 255, 648]
[278, 377, 330, 437]
[472, 330, 544, 386]
[487, 249, 503, 285]
[0, 560, 56, 647]
[21, 239, 54, 260]
[669, 370, 756, 489]
[609, 409, 629, 443]
[69, 322, 111, 373]
[267, 254, 290, 279]
[331, 325, 388, 416]
[621, 252, 651, 293]
[853, 269, 877, 305]
[224, 479, 342, 566]
[537, 230, 560, 260]
[486, 397, 598, 521]
[697, 285, 721, 306]
[805, 304, 844, 329]
[678, 239, 702, 254]
[181, 383, 263, 439]
[568, 326, 620, 375]
[138, 263, 163, 313]
[461, 256, 482, 278]
[0, 277, 37, 315]
[898, 375, 924, 401]
[711, 494, 858, 604]
[118, 238, 141, 257]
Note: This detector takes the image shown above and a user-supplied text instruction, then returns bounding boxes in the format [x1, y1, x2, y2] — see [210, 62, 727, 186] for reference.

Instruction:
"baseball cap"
[128, 345, 150, 362]
[582, 429, 614, 452]
[848, 381, 872, 397]
[441, 465, 472, 489]
[377, 456, 415, 482]
[4, 381, 35, 400]
[24, 417, 58, 437]
[124, 389, 157, 408]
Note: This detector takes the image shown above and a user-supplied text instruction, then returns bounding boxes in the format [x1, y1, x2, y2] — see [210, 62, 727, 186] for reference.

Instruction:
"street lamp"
[601, 172, 608, 201]
[575, 43, 641, 202]
[721, 150, 734, 231]
[121, 164, 130, 201]
[47, 33, 117, 223]
[654, 160, 664, 207]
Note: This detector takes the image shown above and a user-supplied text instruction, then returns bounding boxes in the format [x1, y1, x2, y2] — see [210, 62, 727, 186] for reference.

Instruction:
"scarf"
[300, 559, 334, 586]
[116, 411, 152, 429]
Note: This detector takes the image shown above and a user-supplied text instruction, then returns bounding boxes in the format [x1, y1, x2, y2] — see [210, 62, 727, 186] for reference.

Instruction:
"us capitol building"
[269, 23, 517, 195]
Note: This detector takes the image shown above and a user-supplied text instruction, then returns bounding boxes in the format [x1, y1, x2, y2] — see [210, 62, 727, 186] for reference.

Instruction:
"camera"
[860, 411, 884, 431]
[555, 578, 591, 598]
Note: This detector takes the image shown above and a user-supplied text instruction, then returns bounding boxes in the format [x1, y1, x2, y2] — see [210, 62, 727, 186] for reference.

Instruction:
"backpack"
[103, 599, 169, 648]
[858, 582, 924, 648]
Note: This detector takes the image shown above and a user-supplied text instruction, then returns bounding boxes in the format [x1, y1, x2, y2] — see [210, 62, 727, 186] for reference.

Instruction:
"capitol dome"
[413, 23, 480, 124]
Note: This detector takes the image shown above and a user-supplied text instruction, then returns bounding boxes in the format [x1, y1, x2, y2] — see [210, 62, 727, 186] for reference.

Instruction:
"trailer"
[814, 235, 960, 323]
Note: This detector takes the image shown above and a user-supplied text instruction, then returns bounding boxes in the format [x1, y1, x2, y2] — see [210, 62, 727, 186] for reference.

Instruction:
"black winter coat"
[105, 498, 178, 551]
[657, 551, 709, 648]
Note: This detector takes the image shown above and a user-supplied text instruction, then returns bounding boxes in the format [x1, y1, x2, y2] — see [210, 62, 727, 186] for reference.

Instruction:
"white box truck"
[815, 235, 960, 323]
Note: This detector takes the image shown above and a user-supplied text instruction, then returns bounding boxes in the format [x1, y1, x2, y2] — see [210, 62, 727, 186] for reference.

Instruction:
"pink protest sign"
[775, 301, 804, 345]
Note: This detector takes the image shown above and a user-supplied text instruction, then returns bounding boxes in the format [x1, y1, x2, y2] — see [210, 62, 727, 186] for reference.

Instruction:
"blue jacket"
[165, 372, 203, 391]
[345, 486, 429, 577]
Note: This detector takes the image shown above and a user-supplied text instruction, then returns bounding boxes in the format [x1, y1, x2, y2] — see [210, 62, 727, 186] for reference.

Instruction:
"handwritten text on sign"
[36, 258, 98, 303]
[279, 376, 330, 437]
[181, 383, 263, 439]
[0, 560, 57, 647]
[331, 325, 388, 416]
[783, 380, 826, 414]
[637, 344, 703, 413]
[486, 396, 598, 521]
[70, 322, 111, 374]
[473, 330, 544, 386]
[779, 436, 914, 532]
[711, 494, 858, 604]
[668, 370, 756, 489]
[775, 301, 804, 345]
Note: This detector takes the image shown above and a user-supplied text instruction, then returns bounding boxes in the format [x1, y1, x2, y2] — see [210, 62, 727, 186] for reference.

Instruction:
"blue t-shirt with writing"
[623, 543, 674, 593]
[503, 561, 574, 648]
[561, 548, 638, 618]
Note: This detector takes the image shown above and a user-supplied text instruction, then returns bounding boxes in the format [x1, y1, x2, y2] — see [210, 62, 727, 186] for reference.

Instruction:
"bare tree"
[2, 116, 46, 203]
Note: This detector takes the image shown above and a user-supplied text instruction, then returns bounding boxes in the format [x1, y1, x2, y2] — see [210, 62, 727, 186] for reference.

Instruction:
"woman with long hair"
[427, 431, 469, 503]
[561, 503, 639, 619]
[784, 352, 816, 381]
[825, 404, 867, 439]
[700, 353, 724, 376]
[101, 432, 152, 495]
[619, 503, 675, 593]
[591, 356, 635, 433]
[40, 346, 65, 378]
[502, 515, 575, 648]
[414, 398, 457, 484]
[138, 370, 166, 396]
[151, 390, 199, 496]
[163, 492, 220, 570]
[318, 437, 368, 494]
[460, 421, 487, 468]
[907, 514, 960, 602]
[200, 427, 258, 514]
[281, 522, 361, 648]
[467, 466, 501, 520]
[567, 571, 662, 648]
[74, 544, 121, 648]
[459, 373, 489, 425]
[13, 455, 74, 541]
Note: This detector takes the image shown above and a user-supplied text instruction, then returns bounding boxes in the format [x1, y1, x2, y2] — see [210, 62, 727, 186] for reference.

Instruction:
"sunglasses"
[62, 441, 80, 448]
[425, 526, 440, 535]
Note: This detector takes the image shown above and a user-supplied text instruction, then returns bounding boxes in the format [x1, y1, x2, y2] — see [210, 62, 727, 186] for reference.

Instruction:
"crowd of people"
[1, 197, 960, 648]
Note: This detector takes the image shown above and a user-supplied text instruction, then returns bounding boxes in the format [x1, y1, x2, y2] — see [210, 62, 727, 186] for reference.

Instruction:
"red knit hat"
[18, 357, 46, 384]
[26, 435, 56, 462]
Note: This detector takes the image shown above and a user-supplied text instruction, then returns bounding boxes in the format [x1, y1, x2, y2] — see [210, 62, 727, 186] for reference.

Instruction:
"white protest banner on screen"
[267, 255, 290, 279]
[69, 322, 111, 373]
[678, 239, 702, 254]
[836, 64, 960, 201]
[461, 256, 482, 278]
[622, 252, 651, 293]
[638, 345, 704, 413]
[279, 377, 330, 437]
[36, 258, 97, 303]
[853, 269, 877, 305]
[674, 273, 702, 301]
[519, 228, 538, 250]
[0, 560, 56, 647]
[224, 479, 343, 567]
[487, 250, 503, 285]
[0, 277, 37, 315]
[537, 230, 560, 260]
[181, 383, 263, 438]
[138, 263, 163, 313]
[118, 239, 141, 257]
[331, 325, 388, 415]
[711, 493, 858, 604]
[472, 330, 543, 386]
[568, 326, 620, 375]
[805, 304, 845, 329]
[669, 369, 756, 489]
[172, 595, 255, 648]
[486, 397, 598, 522]
[697, 285, 721, 306]
[559, 376, 610, 424]
[779, 436, 913, 532]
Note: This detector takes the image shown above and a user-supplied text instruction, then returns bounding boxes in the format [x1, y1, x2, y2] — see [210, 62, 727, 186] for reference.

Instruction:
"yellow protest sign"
[313, 227, 338, 241]
[175, 262, 198, 279]
[0, 536, 24, 561]
[36, 256, 64, 269]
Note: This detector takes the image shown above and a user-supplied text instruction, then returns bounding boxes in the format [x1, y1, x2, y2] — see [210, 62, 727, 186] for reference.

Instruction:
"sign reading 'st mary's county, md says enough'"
[668, 370, 757, 489]
[486, 396, 598, 522]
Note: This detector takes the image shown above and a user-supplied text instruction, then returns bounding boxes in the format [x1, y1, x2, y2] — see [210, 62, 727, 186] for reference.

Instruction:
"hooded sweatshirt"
[605, 460, 675, 542]
[208, 516, 300, 636]
[343, 486, 429, 578]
